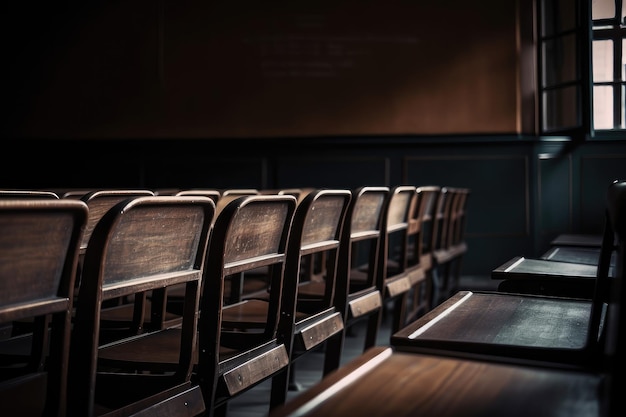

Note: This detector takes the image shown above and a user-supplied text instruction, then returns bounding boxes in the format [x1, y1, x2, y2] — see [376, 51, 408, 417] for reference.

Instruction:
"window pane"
[623, 39, 626, 80]
[592, 0, 616, 20]
[622, 84, 625, 127]
[542, 34, 578, 86]
[543, 0, 578, 36]
[593, 39, 614, 82]
[543, 86, 579, 130]
[593, 85, 614, 128]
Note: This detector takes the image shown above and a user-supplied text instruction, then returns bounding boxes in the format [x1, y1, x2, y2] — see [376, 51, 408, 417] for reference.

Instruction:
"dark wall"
[7, 137, 626, 281]
[3, 1, 533, 139]
[2, 1, 625, 281]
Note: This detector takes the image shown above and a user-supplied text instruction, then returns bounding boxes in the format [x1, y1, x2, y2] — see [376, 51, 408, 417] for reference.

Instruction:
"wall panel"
[274, 156, 390, 189]
[537, 154, 572, 241]
[580, 153, 626, 232]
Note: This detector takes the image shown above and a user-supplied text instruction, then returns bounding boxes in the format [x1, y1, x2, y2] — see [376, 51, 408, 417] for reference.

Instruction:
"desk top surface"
[550, 233, 603, 247]
[391, 291, 592, 350]
[491, 256, 598, 281]
[269, 346, 604, 417]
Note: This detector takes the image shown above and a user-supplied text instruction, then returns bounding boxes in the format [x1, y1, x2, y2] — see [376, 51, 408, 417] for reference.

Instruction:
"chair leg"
[270, 367, 290, 409]
[288, 362, 303, 391]
[363, 311, 382, 349]
[323, 332, 345, 375]
[214, 402, 228, 417]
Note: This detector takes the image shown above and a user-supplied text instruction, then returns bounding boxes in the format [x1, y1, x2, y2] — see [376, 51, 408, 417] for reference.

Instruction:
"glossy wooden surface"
[269, 346, 605, 417]
[492, 256, 598, 280]
[69, 196, 215, 417]
[378, 185, 417, 333]
[79, 189, 155, 251]
[491, 255, 601, 298]
[391, 290, 595, 366]
[542, 246, 602, 265]
[550, 233, 603, 248]
[0, 199, 87, 417]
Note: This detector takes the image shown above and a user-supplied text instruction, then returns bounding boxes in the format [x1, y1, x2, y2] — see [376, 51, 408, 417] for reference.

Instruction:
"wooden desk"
[541, 246, 602, 265]
[491, 256, 600, 298]
[390, 290, 595, 367]
[550, 233, 603, 247]
[269, 346, 605, 417]
[541, 246, 617, 268]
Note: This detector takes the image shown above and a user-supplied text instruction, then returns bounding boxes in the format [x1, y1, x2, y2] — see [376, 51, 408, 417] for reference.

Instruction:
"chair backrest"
[0, 199, 87, 417]
[377, 185, 417, 331]
[60, 190, 92, 199]
[430, 186, 455, 259]
[409, 185, 441, 272]
[281, 189, 352, 348]
[221, 188, 259, 197]
[215, 189, 260, 215]
[402, 185, 441, 323]
[79, 189, 155, 251]
[196, 194, 297, 410]
[68, 196, 215, 416]
[333, 186, 389, 350]
[175, 189, 221, 204]
[448, 187, 470, 253]
[0, 190, 59, 199]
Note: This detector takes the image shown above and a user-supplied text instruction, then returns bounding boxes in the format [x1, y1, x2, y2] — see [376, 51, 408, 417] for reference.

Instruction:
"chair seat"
[222, 299, 271, 328]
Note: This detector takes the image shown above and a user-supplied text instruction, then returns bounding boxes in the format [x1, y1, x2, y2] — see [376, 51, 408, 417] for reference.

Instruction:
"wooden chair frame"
[68, 196, 215, 417]
[0, 199, 87, 417]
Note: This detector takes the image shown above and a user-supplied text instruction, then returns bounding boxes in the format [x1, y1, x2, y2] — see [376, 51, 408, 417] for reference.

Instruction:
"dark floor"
[225, 275, 496, 417]
[226, 307, 393, 417]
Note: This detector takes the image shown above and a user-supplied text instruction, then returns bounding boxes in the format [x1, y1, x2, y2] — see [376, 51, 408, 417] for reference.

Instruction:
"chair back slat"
[80, 190, 155, 250]
[0, 199, 87, 417]
[69, 195, 215, 417]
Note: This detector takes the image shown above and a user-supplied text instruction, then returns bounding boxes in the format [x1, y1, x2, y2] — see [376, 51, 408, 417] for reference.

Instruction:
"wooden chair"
[312, 186, 389, 374]
[259, 189, 352, 404]
[94, 194, 298, 417]
[0, 199, 87, 417]
[175, 189, 221, 204]
[430, 186, 470, 306]
[79, 190, 155, 253]
[267, 346, 609, 417]
[78, 190, 169, 337]
[428, 186, 454, 306]
[391, 180, 626, 372]
[61, 190, 92, 199]
[0, 190, 70, 337]
[0, 190, 59, 199]
[152, 188, 181, 196]
[67, 195, 215, 417]
[404, 185, 441, 323]
[214, 189, 259, 214]
[260, 188, 316, 204]
[375, 185, 419, 333]
[171, 189, 261, 312]
[220, 188, 259, 196]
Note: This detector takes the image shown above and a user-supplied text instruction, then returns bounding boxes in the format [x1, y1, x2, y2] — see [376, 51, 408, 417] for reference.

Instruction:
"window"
[591, 0, 626, 134]
[540, 0, 626, 139]
[539, 0, 588, 136]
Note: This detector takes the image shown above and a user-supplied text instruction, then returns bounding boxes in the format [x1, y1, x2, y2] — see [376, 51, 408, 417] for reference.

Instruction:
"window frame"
[538, 0, 591, 140]
[539, 0, 626, 141]
[590, 1, 626, 138]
